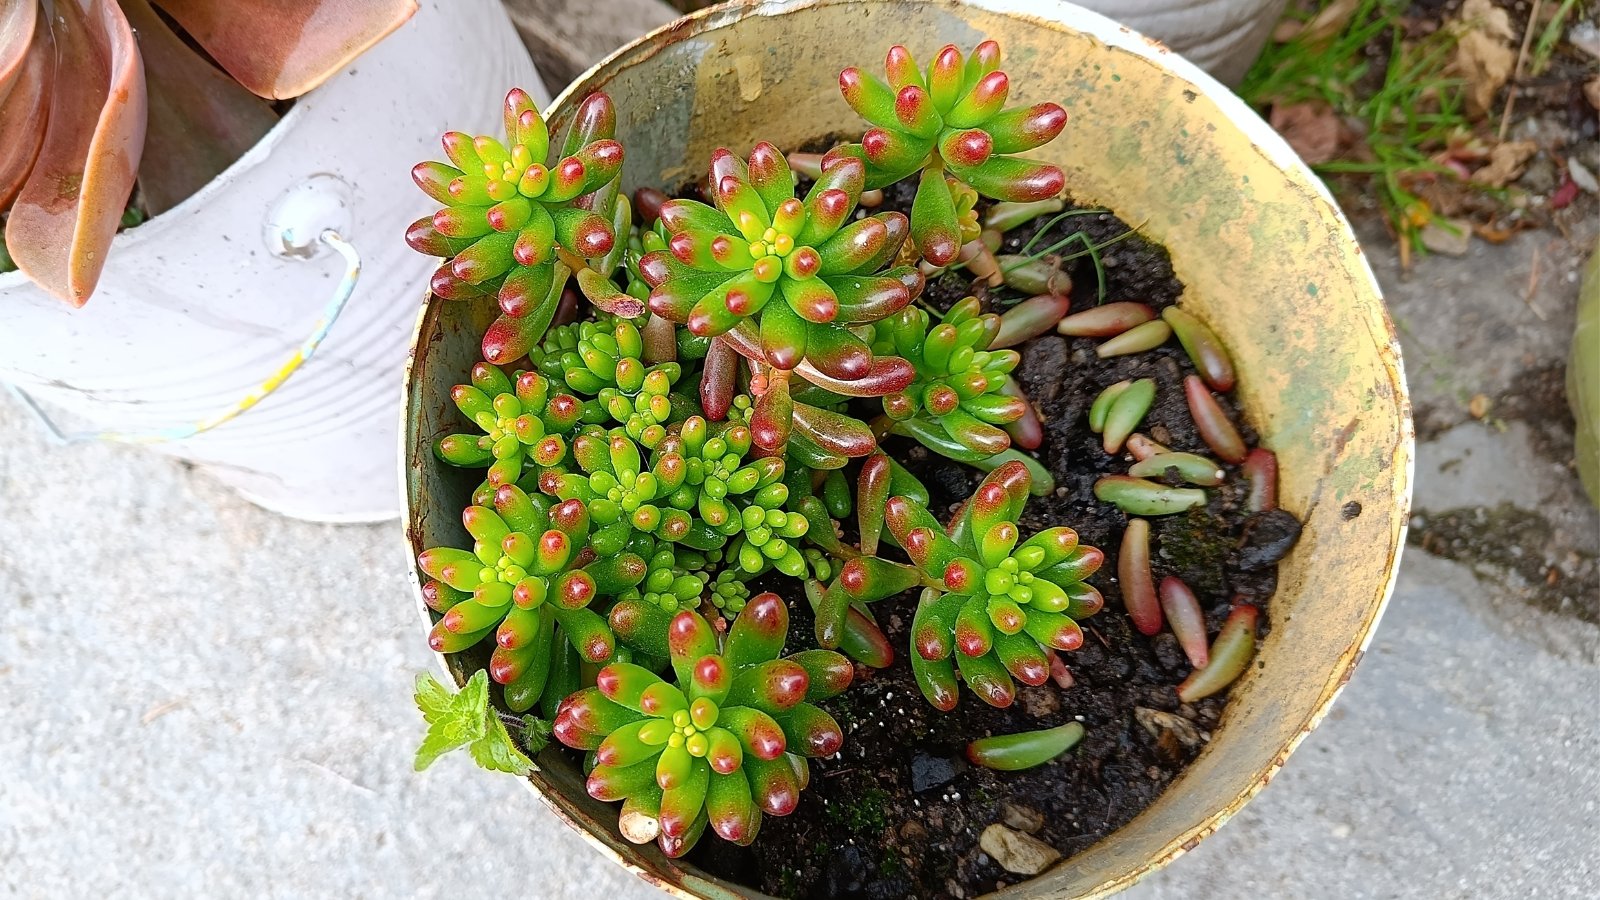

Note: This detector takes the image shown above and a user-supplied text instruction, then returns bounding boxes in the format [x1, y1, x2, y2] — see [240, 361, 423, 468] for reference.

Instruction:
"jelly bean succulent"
[639, 143, 922, 384]
[410, 41, 1155, 853]
[407, 90, 630, 364]
[885, 461, 1105, 709]
[832, 41, 1068, 265]
[872, 297, 1026, 456]
[433, 362, 588, 488]
[554, 595, 851, 856]
[531, 318, 683, 447]
[417, 484, 647, 711]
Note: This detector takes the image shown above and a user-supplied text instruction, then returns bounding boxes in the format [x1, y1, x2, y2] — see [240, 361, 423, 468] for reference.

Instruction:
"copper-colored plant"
[0, 0, 418, 305]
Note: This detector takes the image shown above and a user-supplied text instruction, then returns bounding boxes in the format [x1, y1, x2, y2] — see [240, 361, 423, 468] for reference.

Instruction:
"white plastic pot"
[1082, 0, 1288, 86]
[0, 0, 541, 523]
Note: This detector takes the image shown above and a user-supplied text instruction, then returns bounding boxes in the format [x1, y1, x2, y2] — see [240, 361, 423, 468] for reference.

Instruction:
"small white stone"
[980, 824, 1061, 875]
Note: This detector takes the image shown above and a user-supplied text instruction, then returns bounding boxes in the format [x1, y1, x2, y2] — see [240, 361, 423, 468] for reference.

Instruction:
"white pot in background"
[1077, 0, 1288, 86]
[0, 0, 542, 523]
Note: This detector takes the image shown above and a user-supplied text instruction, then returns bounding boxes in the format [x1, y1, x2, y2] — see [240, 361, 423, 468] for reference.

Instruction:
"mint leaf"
[415, 716, 474, 771]
[414, 672, 455, 725]
[469, 714, 535, 776]
[517, 716, 554, 754]
[411, 670, 534, 776]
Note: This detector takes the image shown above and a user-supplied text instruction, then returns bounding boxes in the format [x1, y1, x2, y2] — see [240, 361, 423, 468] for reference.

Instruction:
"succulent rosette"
[554, 594, 851, 856]
[885, 461, 1104, 710]
[531, 318, 685, 448]
[407, 90, 625, 363]
[832, 41, 1068, 264]
[872, 296, 1027, 456]
[433, 362, 590, 488]
[417, 486, 647, 710]
[639, 142, 921, 382]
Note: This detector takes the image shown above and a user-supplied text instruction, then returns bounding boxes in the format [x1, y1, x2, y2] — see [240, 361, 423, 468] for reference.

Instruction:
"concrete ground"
[1, 218, 1595, 899]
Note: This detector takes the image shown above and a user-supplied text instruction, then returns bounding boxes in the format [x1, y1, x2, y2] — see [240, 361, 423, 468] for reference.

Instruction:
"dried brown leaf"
[1274, 0, 1363, 46]
[1269, 101, 1347, 165]
[1454, 0, 1517, 115]
[1469, 140, 1538, 187]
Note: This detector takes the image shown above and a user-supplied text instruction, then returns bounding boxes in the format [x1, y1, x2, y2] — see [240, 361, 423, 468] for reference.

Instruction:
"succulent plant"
[0, 0, 417, 303]
[639, 142, 922, 382]
[966, 722, 1084, 771]
[832, 41, 1067, 265]
[884, 461, 1104, 709]
[433, 362, 591, 488]
[872, 297, 1026, 455]
[653, 417, 809, 566]
[407, 89, 628, 364]
[409, 48, 1289, 847]
[417, 485, 647, 710]
[554, 595, 850, 856]
[531, 318, 684, 447]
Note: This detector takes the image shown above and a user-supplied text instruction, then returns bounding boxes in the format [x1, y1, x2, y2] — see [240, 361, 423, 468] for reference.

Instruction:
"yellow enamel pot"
[402, 0, 1413, 896]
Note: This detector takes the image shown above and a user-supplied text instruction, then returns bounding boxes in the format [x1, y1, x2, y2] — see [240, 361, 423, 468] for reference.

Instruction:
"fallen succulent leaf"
[1469, 140, 1537, 187]
[1585, 76, 1600, 111]
[1269, 101, 1346, 165]
[1454, 0, 1517, 115]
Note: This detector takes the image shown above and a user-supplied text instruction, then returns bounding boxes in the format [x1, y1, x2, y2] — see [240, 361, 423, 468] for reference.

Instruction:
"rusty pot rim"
[401, 1, 1413, 897]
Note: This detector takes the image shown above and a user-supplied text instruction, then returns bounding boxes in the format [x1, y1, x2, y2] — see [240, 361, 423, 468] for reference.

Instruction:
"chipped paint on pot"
[402, 1, 1412, 896]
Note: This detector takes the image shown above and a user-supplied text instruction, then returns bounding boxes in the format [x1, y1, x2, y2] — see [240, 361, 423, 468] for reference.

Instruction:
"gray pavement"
[1, 224, 1596, 899]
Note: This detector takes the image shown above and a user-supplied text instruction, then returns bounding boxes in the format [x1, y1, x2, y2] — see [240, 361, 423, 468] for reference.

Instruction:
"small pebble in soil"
[979, 825, 1061, 875]
[911, 753, 964, 792]
[1001, 803, 1046, 834]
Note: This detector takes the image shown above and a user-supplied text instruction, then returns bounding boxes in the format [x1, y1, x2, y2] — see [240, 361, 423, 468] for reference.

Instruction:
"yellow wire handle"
[5, 229, 362, 445]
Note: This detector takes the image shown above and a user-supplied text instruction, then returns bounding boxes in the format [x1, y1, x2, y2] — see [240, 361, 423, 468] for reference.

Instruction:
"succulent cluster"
[418, 483, 646, 711]
[887, 462, 1103, 709]
[641, 143, 921, 384]
[411, 43, 1271, 860]
[408, 91, 636, 364]
[831, 41, 1068, 264]
[871, 297, 1026, 456]
[554, 595, 849, 856]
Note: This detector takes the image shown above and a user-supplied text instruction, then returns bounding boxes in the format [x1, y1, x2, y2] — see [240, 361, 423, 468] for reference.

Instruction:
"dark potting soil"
[683, 184, 1300, 898]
